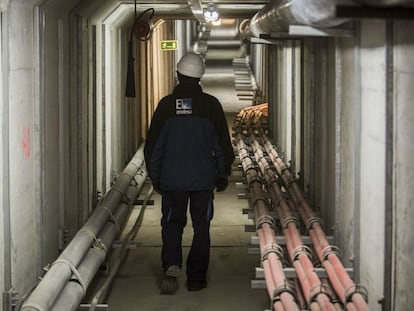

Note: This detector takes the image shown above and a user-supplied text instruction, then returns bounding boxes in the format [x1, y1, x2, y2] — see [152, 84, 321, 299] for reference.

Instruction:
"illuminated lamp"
[204, 4, 219, 22]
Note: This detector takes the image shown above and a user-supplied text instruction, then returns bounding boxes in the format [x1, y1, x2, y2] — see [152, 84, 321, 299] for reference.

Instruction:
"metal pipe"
[244, 0, 414, 38]
[246, 0, 350, 38]
[50, 181, 145, 311]
[21, 146, 146, 311]
[88, 184, 154, 310]
[353, 0, 414, 5]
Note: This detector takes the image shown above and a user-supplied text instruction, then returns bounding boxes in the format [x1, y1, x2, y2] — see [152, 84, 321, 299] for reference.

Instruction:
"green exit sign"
[160, 40, 178, 51]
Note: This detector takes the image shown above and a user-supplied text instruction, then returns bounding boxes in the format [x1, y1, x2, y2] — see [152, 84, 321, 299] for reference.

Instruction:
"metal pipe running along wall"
[21, 145, 147, 311]
[233, 104, 369, 311]
[245, 0, 414, 38]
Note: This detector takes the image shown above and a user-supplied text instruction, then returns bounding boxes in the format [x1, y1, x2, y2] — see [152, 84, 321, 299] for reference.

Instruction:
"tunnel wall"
[257, 19, 414, 310]
[0, 0, 184, 307]
[1, 0, 48, 302]
[265, 38, 338, 231]
[331, 20, 414, 310]
[389, 20, 414, 311]
[1, 1, 414, 310]
[358, 20, 388, 308]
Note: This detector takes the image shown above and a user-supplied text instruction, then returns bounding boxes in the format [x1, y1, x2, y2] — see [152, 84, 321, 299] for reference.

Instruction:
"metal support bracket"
[112, 240, 140, 249]
[3, 287, 19, 311]
[79, 304, 109, 310]
[134, 199, 154, 206]
[255, 267, 354, 279]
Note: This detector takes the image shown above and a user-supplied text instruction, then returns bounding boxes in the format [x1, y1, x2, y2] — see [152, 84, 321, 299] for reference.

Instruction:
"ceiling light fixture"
[204, 4, 219, 22]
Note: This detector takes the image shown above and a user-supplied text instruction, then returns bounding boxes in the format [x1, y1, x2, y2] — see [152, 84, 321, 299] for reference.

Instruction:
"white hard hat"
[177, 53, 205, 78]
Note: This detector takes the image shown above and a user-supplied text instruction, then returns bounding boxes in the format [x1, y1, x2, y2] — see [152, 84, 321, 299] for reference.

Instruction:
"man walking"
[144, 52, 234, 294]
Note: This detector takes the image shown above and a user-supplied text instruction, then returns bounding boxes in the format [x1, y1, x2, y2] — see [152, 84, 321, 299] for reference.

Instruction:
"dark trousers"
[161, 190, 214, 282]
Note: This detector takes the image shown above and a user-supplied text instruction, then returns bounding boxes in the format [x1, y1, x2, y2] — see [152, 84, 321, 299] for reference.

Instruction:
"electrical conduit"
[235, 132, 299, 311]
[261, 134, 369, 311]
[251, 136, 336, 311]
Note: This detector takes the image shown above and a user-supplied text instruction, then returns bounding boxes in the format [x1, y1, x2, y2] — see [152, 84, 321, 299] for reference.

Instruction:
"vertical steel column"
[383, 19, 395, 311]
[353, 21, 362, 285]
[34, 5, 46, 277]
[334, 37, 342, 248]
[1, 9, 14, 311]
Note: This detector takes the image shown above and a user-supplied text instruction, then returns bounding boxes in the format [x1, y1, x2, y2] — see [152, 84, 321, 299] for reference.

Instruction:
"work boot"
[187, 279, 207, 291]
[160, 265, 180, 295]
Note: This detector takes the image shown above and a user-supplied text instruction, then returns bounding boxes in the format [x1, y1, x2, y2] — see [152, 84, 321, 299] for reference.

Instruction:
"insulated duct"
[247, 0, 349, 38]
[245, 0, 414, 38]
[21, 145, 147, 311]
[353, 0, 414, 5]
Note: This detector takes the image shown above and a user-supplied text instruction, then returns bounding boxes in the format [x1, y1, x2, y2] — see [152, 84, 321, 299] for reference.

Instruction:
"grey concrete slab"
[85, 182, 270, 310]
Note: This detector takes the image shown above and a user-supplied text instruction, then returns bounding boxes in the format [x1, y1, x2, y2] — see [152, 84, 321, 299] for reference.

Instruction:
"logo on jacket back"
[176, 98, 193, 115]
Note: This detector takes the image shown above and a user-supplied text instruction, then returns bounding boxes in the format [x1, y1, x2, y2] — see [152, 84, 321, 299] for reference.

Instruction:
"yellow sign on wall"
[160, 40, 178, 51]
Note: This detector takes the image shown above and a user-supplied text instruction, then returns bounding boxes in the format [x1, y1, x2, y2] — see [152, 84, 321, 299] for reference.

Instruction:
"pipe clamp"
[345, 284, 368, 304]
[292, 245, 312, 261]
[261, 242, 283, 263]
[306, 217, 322, 233]
[271, 282, 296, 307]
[52, 259, 87, 296]
[321, 245, 340, 261]
[255, 214, 275, 230]
[281, 216, 299, 229]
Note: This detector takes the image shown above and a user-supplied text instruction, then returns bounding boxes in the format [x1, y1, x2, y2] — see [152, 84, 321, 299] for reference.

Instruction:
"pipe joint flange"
[281, 216, 299, 229]
[292, 245, 312, 261]
[306, 217, 322, 233]
[309, 284, 331, 306]
[321, 245, 340, 261]
[345, 284, 368, 304]
[256, 214, 275, 231]
[271, 282, 296, 307]
[261, 242, 283, 263]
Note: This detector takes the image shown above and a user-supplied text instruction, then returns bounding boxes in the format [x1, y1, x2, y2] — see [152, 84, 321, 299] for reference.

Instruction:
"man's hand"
[215, 178, 228, 192]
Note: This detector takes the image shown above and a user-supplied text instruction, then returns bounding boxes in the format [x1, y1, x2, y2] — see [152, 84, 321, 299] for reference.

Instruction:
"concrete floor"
[97, 182, 269, 310]
[83, 60, 270, 310]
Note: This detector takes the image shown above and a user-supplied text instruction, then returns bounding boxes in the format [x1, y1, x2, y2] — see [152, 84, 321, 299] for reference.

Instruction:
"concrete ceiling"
[120, 0, 269, 20]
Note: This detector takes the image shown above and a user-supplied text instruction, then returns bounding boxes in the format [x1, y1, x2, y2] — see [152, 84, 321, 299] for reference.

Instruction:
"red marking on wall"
[22, 128, 31, 160]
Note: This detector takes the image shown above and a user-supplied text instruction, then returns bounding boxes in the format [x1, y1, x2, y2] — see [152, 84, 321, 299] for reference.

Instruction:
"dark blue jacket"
[144, 83, 234, 191]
